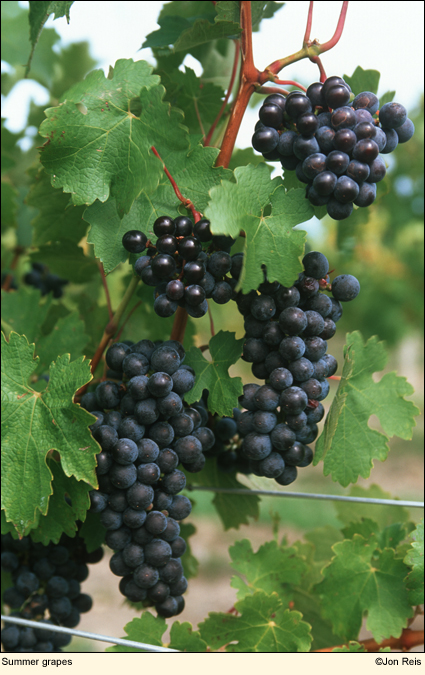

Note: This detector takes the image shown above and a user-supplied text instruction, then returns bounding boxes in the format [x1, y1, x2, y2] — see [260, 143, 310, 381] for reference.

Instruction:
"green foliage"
[1, 332, 98, 536]
[315, 332, 419, 486]
[205, 163, 313, 292]
[184, 331, 244, 416]
[403, 519, 424, 606]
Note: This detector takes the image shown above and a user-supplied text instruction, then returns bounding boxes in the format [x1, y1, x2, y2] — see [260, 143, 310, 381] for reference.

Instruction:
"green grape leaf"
[403, 519, 424, 606]
[1, 3, 61, 89]
[26, 167, 88, 246]
[229, 539, 308, 600]
[143, 2, 241, 53]
[205, 164, 313, 293]
[179, 522, 198, 579]
[316, 534, 414, 643]
[78, 512, 107, 553]
[39, 60, 191, 217]
[168, 622, 207, 652]
[26, 459, 91, 544]
[106, 613, 166, 652]
[34, 312, 90, 375]
[314, 332, 419, 486]
[199, 591, 312, 652]
[27, 2, 74, 78]
[1, 332, 98, 536]
[85, 145, 233, 274]
[183, 331, 244, 417]
[160, 66, 224, 135]
[186, 458, 260, 530]
[332, 642, 367, 652]
[1, 182, 18, 233]
[29, 242, 97, 284]
[344, 66, 380, 95]
[334, 485, 410, 529]
[1, 286, 53, 343]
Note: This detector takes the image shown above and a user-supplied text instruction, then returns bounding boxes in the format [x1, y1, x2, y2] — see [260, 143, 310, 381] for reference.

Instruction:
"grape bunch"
[122, 215, 238, 319]
[1, 530, 102, 652]
[252, 76, 415, 220]
[210, 251, 359, 484]
[24, 262, 69, 298]
[81, 340, 215, 618]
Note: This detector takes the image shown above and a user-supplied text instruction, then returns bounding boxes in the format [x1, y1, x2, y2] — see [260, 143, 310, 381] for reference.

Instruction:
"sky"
[2, 0, 424, 150]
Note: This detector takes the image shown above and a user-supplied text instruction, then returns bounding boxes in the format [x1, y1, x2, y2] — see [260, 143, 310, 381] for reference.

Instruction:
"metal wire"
[187, 485, 424, 508]
[0, 615, 179, 653]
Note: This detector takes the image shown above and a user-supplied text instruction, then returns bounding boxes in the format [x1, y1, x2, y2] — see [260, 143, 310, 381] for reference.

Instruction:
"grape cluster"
[252, 76, 415, 220]
[1, 531, 102, 652]
[24, 262, 68, 298]
[211, 251, 359, 484]
[122, 215, 237, 319]
[81, 340, 215, 618]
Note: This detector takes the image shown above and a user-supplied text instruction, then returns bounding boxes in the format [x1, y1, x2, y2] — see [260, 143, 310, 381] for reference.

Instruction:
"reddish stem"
[303, 2, 314, 46]
[115, 301, 142, 341]
[273, 79, 307, 91]
[1, 246, 25, 291]
[98, 262, 113, 319]
[151, 146, 202, 223]
[208, 302, 216, 337]
[319, 1, 349, 53]
[328, 375, 341, 381]
[315, 629, 424, 653]
[204, 40, 241, 147]
[216, 1, 259, 168]
[309, 55, 327, 82]
[170, 305, 189, 343]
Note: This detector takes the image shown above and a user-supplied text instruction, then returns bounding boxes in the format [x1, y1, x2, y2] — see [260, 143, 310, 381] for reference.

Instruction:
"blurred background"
[1, 1, 423, 650]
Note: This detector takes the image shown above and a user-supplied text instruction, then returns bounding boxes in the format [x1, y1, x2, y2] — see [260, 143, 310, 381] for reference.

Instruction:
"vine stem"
[98, 262, 113, 319]
[215, 1, 259, 169]
[74, 275, 140, 400]
[204, 40, 241, 147]
[315, 629, 424, 653]
[264, 1, 349, 77]
[150, 146, 202, 223]
[1, 246, 25, 291]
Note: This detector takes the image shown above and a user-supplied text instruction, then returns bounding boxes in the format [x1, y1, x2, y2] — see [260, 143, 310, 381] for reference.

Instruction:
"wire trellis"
[1, 488, 423, 653]
[0, 615, 179, 653]
[187, 485, 425, 509]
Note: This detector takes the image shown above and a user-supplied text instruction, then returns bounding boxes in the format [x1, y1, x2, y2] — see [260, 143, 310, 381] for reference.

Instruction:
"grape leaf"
[26, 459, 91, 544]
[314, 332, 419, 486]
[179, 522, 198, 579]
[78, 512, 107, 554]
[332, 642, 367, 652]
[39, 60, 190, 217]
[106, 613, 166, 653]
[143, 2, 241, 53]
[1, 332, 98, 535]
[403, 519, 424, 605]
[186, 457, 260, 530]
[1, 286, 53, 343]
[344, 66, 380, 95]
[205, 163, 313, 292]
[29, 242, 97, 284]
[334, 485, 410, 529]
[169, 621, 207, 652]
[160, 66, 224, 135]
[229, 539, 308, 600]
[27, 2, 74, 78]
[316, 533, 414, 643]
[85, 144, 233, 274]
[199, 591, 312, 652]
[26, 167, 88, 246]
[1, 182, 18, 233]
[183, 331, 244, 416]
[34, 312, 90, 375]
